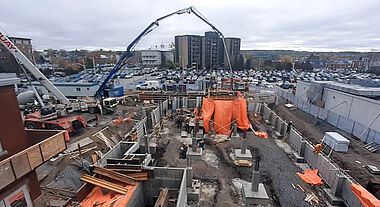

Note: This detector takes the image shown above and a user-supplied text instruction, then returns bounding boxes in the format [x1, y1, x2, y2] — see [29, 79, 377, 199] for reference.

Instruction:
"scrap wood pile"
[80, 166, 152, 206]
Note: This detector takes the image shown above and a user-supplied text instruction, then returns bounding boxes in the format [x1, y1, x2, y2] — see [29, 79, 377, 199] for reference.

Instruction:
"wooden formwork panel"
[11, 152, 31, 179]
[40, 133, 66, 161]
[0, 161, 16, 189]
[27, 144, 43, 169]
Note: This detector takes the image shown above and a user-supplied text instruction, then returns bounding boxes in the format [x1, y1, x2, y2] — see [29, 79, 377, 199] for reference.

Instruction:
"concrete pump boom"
[94, 6, 232, 98]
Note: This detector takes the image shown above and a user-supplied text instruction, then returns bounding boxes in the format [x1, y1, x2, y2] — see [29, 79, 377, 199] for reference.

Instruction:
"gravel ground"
[271, 98, 380, 187]
[156, 119, 327, 206]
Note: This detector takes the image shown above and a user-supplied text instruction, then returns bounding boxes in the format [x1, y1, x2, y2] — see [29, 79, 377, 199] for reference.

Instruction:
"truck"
[136, 80, 160, 90]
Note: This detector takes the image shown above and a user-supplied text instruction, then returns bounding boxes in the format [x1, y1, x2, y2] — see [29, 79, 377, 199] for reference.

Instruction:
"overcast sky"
[1, 0, 380, 52]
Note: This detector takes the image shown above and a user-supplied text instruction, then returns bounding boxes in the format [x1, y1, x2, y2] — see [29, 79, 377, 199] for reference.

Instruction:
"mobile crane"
[0, 28, 87, 132]
[94, 6, 233, 98]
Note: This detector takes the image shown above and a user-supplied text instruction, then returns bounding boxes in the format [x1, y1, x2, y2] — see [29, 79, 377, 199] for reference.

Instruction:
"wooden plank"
[0, 161, 16, 189]
[64, 137, 93, 153]
[80, 175, 128, 194]
[93, 167, 137, 185]
[154, 188, 169, 207]
[11, 152, 31, 179]
[124, 172, 149, 178]
[40, 133, 66, 161]
[27, 144, 43, 169]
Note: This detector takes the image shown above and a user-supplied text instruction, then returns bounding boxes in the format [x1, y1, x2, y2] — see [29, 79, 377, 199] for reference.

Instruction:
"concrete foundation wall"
[143, 167, 186, 206]
[262, 103, 364, 207]
[97, 142, 136, 166]
[126, 182, 145, 207]
[177, 169, 188, 207]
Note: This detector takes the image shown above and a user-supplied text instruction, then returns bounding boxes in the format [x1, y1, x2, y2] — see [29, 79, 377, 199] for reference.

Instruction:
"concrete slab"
[242, 183, 269, 205]
[187, 148, 203, 161]
[181, 131, 188, 138]
[231, 135, 240, 139]
[235, 149, 252, 161]
[273, 131, 283, 139]
[322, 188, 344, 206]
[292, 152, 306, 163]
[196, 130, 203, 138]
[187, 188, 200, 202]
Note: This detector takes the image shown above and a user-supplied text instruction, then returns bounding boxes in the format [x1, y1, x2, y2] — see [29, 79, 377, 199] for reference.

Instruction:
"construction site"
[1, 5, 380, 207]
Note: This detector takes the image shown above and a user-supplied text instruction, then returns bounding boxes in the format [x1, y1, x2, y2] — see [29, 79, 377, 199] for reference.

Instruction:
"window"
[76, 88, 81, 92]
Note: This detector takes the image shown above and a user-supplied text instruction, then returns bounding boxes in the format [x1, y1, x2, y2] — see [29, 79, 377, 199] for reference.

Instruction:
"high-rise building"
[224, 37, 241, 68]
[175, 35, 202, 69]
[0, 37, 33, 73]
[175, 32, 240, 70]
[202, 31, 224, 70]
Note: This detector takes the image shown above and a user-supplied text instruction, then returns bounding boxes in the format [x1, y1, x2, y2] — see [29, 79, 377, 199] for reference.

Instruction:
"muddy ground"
[271, 98, 380, 187]
[155, 119, 328, 207]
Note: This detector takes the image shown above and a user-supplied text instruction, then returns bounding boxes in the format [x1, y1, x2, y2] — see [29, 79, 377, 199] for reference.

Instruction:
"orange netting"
[351, 184, 380, 207]
[80, 185, 137, 207]
[297, 169, 323, 185]
[202, 92, 250, 135]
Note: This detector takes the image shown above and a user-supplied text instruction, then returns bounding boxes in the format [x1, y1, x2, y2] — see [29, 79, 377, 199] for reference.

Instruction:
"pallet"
[363, 142, 380, 153]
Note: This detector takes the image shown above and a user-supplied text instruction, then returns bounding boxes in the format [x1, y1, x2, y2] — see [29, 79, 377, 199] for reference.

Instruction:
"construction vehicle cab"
[103, 98, 118, 108]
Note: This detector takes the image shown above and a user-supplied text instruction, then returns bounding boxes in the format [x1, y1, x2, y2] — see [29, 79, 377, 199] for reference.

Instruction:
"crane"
[94, 6, 233, 98]
[0, 28, 71, 106]
[0, 28, 87, 132]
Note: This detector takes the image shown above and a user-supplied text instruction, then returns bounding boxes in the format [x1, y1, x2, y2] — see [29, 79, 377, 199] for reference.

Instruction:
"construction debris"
[80, 175, 129, 194]
[93, 167, 137, 185]
[304, 193, 319, 204]
[234, 160, 253, 167]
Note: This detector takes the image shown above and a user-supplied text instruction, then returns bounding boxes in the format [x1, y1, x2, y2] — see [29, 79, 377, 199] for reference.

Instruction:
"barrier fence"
[275, 88, 380, 144]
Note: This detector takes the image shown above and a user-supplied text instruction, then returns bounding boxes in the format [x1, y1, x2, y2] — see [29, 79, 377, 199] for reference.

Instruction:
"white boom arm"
[0, 28, 71, 105]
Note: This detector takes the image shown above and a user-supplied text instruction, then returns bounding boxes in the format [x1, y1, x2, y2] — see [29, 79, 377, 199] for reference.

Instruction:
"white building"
[141, 50, 174, 67]
[141, 50, 162, 67]
[28, 82, 100, 98]
[295, 80, 380, 133]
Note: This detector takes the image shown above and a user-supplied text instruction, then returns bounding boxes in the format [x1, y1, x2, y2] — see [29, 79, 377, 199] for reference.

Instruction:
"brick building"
[0, 37, 33, 73]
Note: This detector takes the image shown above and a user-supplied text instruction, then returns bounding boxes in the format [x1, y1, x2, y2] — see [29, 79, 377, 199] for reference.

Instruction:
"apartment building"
[175, 32, 240, 70]
[0, 37, 33, 73]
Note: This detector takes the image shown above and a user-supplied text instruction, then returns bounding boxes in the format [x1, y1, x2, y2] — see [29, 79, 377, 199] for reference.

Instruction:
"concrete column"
[299, 141, 306, 157]
[192, 136, 197, 152]
[332, 172, 346, 197]
[251, 170, 260, 192]
[209, 120, 214, 134]
[241, 132, 247, 154]
[186, 167, 193, 188]
[232, 119, 237, 136]
[144, 135, 150, 154]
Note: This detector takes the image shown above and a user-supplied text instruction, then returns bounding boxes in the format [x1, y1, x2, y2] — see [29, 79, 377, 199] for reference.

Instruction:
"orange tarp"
[81, 185, 137, 207]
[255, 131, 268, 138]
[202, 92, 250, 135]
[297, 169, 323, 185]
[351, 184, 380, 207]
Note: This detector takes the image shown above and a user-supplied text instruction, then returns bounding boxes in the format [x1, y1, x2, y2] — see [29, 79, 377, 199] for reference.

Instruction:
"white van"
[136, 80, 160, 90]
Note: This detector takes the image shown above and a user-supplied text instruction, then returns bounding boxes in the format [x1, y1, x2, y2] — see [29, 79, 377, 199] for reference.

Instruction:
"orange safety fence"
[296, 169, 323, 185]
[351, 184, 380, 207]
[81, 185, 137, 207]
[202, 92, 250, 135]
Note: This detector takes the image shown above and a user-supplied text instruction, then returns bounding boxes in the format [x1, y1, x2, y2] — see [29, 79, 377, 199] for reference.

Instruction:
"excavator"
[0, 29, 87, 133]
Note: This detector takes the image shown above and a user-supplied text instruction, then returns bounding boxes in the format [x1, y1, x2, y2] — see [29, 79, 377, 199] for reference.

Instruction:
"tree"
[295, 61, 313, 71]
[263, 66, 274, 71]
[263, 59, 273, 67]
[245, 59, 252, 69]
